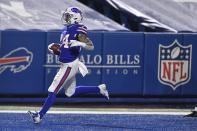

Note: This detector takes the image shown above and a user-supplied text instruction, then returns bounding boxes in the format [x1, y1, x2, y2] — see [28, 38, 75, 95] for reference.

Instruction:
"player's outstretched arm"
[77, 33, 94, 50]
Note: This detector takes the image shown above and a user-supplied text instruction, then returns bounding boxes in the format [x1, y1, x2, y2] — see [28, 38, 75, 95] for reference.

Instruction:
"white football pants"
[48, 59, 79, 97]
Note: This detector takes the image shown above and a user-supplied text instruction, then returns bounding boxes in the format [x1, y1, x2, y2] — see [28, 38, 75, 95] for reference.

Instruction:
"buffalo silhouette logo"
[0, 47, 33, 74]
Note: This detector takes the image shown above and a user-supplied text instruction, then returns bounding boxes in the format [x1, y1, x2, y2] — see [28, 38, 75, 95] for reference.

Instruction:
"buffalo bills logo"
[158, 40, 192, 90]
[0, 47, 33, 74]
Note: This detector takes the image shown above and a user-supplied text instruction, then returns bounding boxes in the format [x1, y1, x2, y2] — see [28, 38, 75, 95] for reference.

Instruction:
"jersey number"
[63, 34, 70, 48]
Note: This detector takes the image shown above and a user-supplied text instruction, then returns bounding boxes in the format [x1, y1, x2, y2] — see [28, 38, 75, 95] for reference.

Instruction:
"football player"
[28, 7, 109, 124]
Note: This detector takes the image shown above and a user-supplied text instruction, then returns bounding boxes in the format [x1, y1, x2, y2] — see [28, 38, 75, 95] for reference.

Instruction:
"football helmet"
[61, 7, 83, 25]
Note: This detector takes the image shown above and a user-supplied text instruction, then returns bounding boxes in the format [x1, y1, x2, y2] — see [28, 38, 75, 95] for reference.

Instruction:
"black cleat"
[184, 111, 197, 117]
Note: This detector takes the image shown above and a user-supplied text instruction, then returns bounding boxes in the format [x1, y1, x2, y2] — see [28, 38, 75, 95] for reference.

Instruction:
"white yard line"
[0, 110, 189, 115]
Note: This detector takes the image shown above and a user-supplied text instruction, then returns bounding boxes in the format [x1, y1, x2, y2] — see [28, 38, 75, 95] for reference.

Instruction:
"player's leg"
[74, 84, 109, 99]
[28, 65, 72, 123]
[39, 66, 72, 117]
[64, 77, 109, 99]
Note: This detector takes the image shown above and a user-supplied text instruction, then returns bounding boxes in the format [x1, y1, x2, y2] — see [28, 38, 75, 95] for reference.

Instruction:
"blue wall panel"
[102, 32, 144, 95]
[0, 31, 197, 99]
[0, 31, 46, 94]
[182, 34, 197, 95]
[143, 33, 183, 96]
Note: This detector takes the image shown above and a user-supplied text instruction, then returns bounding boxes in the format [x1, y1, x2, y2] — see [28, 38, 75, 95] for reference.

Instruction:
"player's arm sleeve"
[76, 33, 94, 50]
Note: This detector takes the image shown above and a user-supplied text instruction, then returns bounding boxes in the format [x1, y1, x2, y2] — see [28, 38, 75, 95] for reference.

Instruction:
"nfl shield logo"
[158, 40, 192, 90]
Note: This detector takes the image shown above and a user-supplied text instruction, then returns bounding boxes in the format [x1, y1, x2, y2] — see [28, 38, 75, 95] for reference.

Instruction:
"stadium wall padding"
[0, 31, 196, 98]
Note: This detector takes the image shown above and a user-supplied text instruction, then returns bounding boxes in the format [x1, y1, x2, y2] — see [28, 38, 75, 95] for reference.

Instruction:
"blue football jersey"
[59, 23, 87, 63]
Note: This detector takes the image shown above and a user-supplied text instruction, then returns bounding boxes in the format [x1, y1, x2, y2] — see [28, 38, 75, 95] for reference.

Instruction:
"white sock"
[194, 107, 197, 111]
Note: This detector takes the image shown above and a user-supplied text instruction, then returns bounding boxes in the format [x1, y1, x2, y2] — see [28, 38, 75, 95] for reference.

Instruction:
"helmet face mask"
[61, 12, 73, 25]
[61, 7, 83, 25]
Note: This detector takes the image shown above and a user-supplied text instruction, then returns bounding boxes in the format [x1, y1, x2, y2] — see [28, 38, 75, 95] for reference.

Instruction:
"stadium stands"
[78, 0, 197, 32]
[0, 0, 128, 31]
[1, 0, 197, 32]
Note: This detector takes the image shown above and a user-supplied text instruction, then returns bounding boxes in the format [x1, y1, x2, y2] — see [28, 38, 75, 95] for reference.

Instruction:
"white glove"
[48, 43, 54, 54]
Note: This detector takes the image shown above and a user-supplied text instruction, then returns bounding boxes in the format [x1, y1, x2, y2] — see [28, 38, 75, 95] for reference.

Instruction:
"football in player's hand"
[49, 43, 60, 55]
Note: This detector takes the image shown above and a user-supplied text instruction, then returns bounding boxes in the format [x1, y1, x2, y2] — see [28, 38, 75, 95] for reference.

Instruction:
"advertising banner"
[0, 31, 46, 94]
[0, 31, 196, 98]
[102, 33, 144, 95]
[144, 33, 190, 96]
